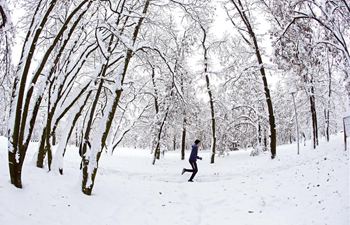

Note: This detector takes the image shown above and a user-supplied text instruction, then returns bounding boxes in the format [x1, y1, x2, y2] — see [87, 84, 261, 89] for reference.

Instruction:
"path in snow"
[0, 135, 348, 225]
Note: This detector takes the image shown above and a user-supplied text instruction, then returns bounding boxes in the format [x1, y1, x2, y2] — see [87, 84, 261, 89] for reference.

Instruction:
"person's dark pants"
[184, 160, 198, 181]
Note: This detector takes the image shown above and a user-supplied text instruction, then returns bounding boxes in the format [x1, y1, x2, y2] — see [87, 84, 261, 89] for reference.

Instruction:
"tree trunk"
[206, 73, 216, 164]
[54, 91, 92, 175]
[82, 88, 123, 194]
[8, 150, 24, 188]
[325, 49, 332, 142]
[38, 80, 91, 169]
[37, 126, 47, 168]
[152, 109, 169, 165]
[37, 80, 54, 169]
[8, 0, 58, 188]
[325, 110, 330, 142]
[199, 24, 217, 164]
[258, 122, 262, 145]
[230, 0, 276, 158]
[8, 0, 91, 187]
[181, 117, 186, 160]
[36, 3, 93, 169]
[151, 65, 159, 114]
[173, 136, 176, 151]
[310, 86, 318, 149]
[82, 0, 151, 195]
[81, 85, 105, 194]
[252, 39, 276, 158]
[150, 63, 161, 162]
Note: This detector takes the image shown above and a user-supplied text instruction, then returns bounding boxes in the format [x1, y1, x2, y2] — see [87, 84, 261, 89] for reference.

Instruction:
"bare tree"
[225, 0, 277, 158]
[8, 0, 94, 188]
[200, 25, 217, 163]
[81, 0, 151, 195]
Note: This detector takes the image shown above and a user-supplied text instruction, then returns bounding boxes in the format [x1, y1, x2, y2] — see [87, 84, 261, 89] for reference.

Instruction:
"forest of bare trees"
[0, 0, 348, 195]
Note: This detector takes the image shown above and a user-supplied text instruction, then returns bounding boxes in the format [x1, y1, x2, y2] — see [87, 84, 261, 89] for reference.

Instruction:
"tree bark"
[181, 117, 186, 160]
[206, 73, 217, 164]
[81, 0, 151, 195]
[37, 126, 47, 168]
[230, 0, 277, 158]
[151, 65, 159, 114]
[199, 23, 216, 164]
[8, 0, 58, 188]
[58, 91, 92, 175]
[325, 49, 332, 142]
[152, 109, 170, 165]
[310, 85, 318, 149]
[8, 0, 92, 187]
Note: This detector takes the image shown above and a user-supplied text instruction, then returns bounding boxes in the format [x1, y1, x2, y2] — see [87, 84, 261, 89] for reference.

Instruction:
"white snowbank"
[0, 135, 348, 225]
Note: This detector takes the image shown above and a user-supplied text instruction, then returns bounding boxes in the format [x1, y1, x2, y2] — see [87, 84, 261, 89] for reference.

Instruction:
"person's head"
[194, 139, 200, 145]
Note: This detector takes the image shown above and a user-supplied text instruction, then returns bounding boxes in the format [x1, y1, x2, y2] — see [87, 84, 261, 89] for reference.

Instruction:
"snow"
[0, 135, 349, 225]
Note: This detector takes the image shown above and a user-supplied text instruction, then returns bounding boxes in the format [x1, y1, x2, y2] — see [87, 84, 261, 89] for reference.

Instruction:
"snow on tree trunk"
[8, 0, 59, 188]
[53, 91, 92, 175]
[81, 0, 151, 195]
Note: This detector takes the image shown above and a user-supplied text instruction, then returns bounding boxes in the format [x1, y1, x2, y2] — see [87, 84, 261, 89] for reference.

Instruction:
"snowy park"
[1, 0, 350, 225]
[0, 135, 349, 225]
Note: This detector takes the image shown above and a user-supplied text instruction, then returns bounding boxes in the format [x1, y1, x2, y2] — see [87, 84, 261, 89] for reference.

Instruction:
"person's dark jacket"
[189, 144, 201, 162]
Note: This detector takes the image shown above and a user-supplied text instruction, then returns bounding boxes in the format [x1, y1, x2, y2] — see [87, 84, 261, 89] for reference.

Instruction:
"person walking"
[182, 139, 202, 182]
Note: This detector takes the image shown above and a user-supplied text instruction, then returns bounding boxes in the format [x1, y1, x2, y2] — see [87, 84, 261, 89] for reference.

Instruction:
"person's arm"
[195, 145, 202, 160]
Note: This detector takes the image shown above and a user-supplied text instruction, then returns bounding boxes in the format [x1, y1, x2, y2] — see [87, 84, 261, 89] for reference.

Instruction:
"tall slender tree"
[8, 0, 94, 188]
[225, 0, 277, 158]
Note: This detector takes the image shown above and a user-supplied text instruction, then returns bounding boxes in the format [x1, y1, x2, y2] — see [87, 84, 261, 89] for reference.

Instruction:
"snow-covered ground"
[0, 135, 349, 225]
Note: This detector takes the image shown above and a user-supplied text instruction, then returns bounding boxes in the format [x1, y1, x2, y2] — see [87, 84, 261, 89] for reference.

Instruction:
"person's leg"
[182, 160, 194, 175]
[188, 161, 198, 181]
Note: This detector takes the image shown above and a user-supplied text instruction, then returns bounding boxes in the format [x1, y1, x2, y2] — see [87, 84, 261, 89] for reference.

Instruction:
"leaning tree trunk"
[8, 0, 58, 189]
[54, 91, 92, 175]
[37, 79, 54, 169]
[81, 66, 106, 170]
[229, 0, 277, 158]
[251, 33, 276, 158]
[80, 35, 116, 189]
[81, 78, 107, 195]
[152, 108, 170, 165]
[8, 0, 91, 188]
[36, 4, 91, 169]
[81, 0, 151, 195]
